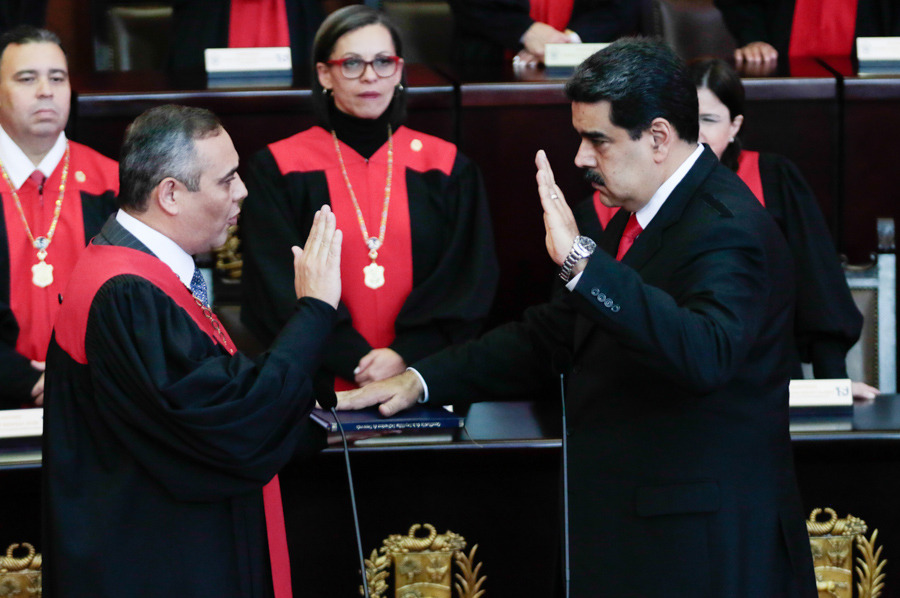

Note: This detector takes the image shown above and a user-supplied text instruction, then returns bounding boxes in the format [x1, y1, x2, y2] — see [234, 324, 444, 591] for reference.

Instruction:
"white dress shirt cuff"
[407, 367, 430, 403]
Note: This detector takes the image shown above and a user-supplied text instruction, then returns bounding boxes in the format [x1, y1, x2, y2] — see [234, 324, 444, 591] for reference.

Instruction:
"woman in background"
[241, 5, 498, 390]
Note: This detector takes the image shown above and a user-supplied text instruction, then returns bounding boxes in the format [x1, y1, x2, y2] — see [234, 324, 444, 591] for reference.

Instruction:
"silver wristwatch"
[559, 235, 597, 282]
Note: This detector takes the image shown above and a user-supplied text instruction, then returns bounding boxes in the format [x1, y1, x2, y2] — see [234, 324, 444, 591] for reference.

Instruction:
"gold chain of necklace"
[0, 142, 70, 288]
[331, 125, 393, 261]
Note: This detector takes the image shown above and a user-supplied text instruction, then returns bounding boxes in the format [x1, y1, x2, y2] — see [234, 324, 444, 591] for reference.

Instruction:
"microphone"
[552, 348, 572, 598]
[323, 383, 371, 598]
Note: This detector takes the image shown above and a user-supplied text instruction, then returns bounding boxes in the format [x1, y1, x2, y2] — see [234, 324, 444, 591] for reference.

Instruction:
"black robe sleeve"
[0, 308, 41, 407]
[85, 276, 334, 499]
[758, 152, 862, 379]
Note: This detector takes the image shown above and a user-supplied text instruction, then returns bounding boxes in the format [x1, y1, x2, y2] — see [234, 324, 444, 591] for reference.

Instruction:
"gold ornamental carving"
[806, 508, 886, 598]
[362, 523, 486, 598]
[214, 224, 242, 281]
[0, 543, 41, 597]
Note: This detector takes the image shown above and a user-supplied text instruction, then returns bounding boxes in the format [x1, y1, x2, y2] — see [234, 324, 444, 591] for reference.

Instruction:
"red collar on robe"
[54, 242, 293, 598]
[0, 144, 117, 362]
[736, 150, 766, 206]
[270, 126, 457, 390]
[530, 0, 575, 32]
[789, 0, 858, 57]
[229, 0, 290, 48]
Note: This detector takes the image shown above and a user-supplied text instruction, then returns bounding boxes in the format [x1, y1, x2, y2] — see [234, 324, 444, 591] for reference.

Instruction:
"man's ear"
[648, 117, 673, 161]
[155, 177, 181, 216]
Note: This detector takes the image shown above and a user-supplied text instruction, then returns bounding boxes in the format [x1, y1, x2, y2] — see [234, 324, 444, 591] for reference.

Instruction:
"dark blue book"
[310, 405, 463, 434]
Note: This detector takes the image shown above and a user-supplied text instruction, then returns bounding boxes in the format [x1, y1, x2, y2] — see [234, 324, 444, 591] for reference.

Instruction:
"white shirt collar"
[115, 209, 195, 290]
[0, 126, 67, 190]
[633, 143, 705, 229]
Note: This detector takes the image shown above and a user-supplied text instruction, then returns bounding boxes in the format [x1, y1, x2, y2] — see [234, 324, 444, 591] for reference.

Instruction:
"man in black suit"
[339, 38, 817, 596]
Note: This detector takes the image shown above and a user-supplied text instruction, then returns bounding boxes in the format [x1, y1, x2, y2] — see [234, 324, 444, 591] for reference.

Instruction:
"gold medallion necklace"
[0, 142, 70, 288]
[332, 126, 393, 290]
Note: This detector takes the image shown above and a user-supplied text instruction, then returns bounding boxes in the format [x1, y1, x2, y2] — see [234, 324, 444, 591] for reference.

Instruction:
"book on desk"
[311, 405, 464, 444]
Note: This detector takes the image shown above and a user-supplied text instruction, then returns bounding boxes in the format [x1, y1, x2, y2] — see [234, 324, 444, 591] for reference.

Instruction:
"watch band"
[559, 236, 596, 282]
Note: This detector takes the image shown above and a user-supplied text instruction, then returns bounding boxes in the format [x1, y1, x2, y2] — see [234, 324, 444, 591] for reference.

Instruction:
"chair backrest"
[843, 218, 896, 393]
[651, 0, 736, 61]
[381, 0, 453, 65]
[106, 5, 174, 71]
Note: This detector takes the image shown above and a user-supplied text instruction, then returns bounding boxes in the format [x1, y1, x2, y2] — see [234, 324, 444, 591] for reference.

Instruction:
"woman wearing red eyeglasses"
[241, 5, 498, 392]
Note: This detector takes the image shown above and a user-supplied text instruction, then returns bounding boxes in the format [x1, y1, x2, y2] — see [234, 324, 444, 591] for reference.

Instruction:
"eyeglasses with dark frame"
[326, 55, 402, 79]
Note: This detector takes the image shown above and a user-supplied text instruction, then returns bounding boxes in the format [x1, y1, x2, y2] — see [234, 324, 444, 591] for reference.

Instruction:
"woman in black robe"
[241, 5, 498, 391]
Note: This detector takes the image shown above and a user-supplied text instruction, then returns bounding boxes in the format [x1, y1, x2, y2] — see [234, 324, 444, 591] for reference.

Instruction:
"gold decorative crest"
[363, 523, 486, 598]
[214, 224, 242, 280]
[0, 543, 42, 597]
[806, 508, 886, 598]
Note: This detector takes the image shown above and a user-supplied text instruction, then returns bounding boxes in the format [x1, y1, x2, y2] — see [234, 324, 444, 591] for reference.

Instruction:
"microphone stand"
[331, 406, 371, 598]
[559, 371, 571, 598]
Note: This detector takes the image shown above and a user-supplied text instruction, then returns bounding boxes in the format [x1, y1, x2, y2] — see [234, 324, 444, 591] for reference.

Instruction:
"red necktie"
[616, 213, 642, 261]
[29, 170, 46, 196]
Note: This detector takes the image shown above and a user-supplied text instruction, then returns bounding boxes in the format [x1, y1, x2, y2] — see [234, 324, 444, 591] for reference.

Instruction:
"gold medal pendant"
[32, 260, 53, 288]
[364, 261, 385, 289]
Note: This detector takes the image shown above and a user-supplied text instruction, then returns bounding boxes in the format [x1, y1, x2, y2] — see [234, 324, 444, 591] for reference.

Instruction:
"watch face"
[576, 236, 597, 255]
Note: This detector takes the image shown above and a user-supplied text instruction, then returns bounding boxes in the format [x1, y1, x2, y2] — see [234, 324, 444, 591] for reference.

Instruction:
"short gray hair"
[118, 105, 222, 212]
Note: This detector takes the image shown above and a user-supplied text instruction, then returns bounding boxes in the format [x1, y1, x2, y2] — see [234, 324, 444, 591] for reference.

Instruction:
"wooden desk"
[6, 396, 900, 595]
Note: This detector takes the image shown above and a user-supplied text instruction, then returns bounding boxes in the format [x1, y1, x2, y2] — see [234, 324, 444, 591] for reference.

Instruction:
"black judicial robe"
[448, 0, 646, 63]
[714, 0, 900, 57]
[43, 217, 334, 597]
[574, 149, 862, 379]
[241, 125, 498, 384]
[169, 0, 324, 73]
[0, 141, 117, 407]
[414, 148, 816, 596]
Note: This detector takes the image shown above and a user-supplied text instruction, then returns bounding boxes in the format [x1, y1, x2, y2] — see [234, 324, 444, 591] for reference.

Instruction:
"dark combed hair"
[0, 25, 64, 60]
[118, 104, 222, 212]
[688, 58, 744, 171]
[310, 4, 407, 128]
[566, 37, 699, 143]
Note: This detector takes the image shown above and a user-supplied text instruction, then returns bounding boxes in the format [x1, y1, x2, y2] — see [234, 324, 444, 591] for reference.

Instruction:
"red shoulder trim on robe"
[736, 150, 766, 207]
[3, 142, 119, 362]
[54, 243, 234, 365]
[789, 0, 858, 57]
[53, 242, 292, 598]
[530, 0, 574, 32]
[228, 0, 290, 48]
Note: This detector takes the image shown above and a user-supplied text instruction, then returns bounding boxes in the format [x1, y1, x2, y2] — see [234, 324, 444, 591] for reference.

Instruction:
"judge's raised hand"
[535, 149, 579, 266]
[337, 370, 423, 417]
[354, 348, 407, 387]
[293, 205, 342, 308]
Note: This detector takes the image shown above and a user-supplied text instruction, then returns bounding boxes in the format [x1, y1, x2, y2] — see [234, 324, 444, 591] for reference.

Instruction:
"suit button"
[604, 299, 614, 308]
[591, 288, 600, 296]
[611, 305, 620, 312]
[597, 293, 606, 302]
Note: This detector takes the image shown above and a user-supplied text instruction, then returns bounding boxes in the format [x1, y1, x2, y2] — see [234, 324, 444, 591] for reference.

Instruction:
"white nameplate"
[204, 47, 292, 76]
[0, 407, 43, 439]
[789, 378, 852, 408]
[857, 37, 900, 62]
[544, 43, 610, 67]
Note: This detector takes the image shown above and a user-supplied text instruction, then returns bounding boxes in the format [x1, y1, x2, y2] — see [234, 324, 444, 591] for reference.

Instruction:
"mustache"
[584, 169, 605, 186]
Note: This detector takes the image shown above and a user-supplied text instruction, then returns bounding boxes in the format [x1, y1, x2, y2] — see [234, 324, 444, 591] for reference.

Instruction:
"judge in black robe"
[169, 0, 324, 74]
[43, 105, 340, 597]
[714, 0, 900, 59]
[241, 6, 498, 390]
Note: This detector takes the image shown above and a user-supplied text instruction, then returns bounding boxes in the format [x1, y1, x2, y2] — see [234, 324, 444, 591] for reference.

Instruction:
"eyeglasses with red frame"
[326, 55, 402, 79]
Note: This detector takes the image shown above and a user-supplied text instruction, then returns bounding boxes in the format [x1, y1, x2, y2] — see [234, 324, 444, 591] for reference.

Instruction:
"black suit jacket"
[416, 147, 816, 596]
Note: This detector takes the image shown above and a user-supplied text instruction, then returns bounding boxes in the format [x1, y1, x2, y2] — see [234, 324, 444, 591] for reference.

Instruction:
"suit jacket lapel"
[93, 214, 156, 257]
[573, 147, 720, 353]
